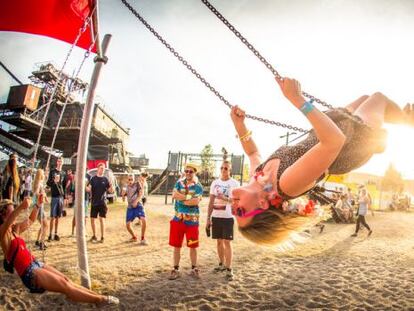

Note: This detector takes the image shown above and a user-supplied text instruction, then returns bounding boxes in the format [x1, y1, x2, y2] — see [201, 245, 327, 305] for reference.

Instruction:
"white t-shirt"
[210, 178, 239, 218]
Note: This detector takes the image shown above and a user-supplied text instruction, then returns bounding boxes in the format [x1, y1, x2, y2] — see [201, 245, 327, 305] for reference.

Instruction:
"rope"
[31, 14, 93, 171]
[45, 34, 96, 170]
[119, 0, 307, 133]
[29, 10, 95, 261]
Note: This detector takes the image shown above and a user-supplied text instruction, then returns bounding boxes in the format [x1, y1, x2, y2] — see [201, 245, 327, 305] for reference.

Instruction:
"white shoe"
[140, 239, 148, 246]
[96, 295, 119, 307]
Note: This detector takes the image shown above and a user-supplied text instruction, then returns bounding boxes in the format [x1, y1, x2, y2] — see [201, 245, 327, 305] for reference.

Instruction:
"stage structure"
[0, 63, 130, 171]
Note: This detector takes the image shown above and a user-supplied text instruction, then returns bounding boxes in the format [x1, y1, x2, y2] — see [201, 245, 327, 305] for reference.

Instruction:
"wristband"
[186, 194, 192, 200]
[299, 99, 315, 116]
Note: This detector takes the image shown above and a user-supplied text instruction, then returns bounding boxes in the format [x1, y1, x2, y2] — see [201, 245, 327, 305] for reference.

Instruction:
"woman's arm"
[277, 77, 346, 197]
[0, 198, 31, 239]
[230, 106, 262, 173]
[16, 204, 39, 234]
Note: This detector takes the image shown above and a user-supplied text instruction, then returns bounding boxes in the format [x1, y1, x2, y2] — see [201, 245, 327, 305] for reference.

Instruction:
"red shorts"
[169, 220, 199, 248]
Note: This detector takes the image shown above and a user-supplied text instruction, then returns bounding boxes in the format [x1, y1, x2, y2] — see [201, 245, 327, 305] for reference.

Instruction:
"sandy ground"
[2, 195, 414, 310]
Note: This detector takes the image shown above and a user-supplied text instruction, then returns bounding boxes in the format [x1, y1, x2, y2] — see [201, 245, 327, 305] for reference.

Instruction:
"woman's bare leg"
[353, 92, 405, 129]
[35, 268, 105, 303]
[42, 264, 100, 295]
[345, 95, 369, 113]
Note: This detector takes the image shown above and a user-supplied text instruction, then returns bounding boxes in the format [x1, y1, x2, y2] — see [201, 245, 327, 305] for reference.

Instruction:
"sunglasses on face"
[184, 170, 194, 174]
[233, 207, 266, 218]
[220, 167, 229, 171]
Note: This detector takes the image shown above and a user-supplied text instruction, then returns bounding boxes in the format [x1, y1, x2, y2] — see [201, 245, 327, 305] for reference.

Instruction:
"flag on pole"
[0, 0, 97, 52]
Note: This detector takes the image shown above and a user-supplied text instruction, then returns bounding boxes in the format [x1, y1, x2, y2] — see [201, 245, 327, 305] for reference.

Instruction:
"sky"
[1, 0, 414, 178]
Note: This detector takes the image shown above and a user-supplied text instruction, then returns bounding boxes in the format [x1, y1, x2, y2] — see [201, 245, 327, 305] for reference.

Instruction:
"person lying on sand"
[0, 198, 119, 307]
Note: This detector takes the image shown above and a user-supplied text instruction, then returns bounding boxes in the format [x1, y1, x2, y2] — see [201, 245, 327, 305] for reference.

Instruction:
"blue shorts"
[50, 197, 63, 218]
[21, 260, 45, 294]
[126, 204, 145, 223]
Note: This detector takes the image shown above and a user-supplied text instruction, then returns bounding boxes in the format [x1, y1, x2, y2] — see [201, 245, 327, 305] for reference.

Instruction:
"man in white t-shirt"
[206, 160, 239, 281]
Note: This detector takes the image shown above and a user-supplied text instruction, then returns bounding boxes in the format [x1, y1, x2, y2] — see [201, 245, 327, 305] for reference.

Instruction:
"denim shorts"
[50, 197, 63, 218]
[21, 260, 46, 294]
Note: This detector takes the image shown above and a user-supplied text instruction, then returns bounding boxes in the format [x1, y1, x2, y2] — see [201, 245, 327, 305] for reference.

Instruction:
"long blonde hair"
[33, 169, 45, 195]
[238, 207, 314, 246]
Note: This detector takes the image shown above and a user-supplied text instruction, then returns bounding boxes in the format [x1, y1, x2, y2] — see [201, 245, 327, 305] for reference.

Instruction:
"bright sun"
[363, 124, 414, 179]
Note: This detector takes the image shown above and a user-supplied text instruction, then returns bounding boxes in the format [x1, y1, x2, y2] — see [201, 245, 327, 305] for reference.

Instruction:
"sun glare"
[382, 124, 414, 178]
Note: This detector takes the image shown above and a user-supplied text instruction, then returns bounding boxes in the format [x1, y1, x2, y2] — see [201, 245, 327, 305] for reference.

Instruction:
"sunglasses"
[220, 167, 229, 171]
[233, 207, 266, 218]
[184, 170, 194, 174]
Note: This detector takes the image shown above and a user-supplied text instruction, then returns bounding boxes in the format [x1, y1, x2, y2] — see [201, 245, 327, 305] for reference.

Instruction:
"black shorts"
[212, 217, 234, 240]
[90, 204, 108, 218]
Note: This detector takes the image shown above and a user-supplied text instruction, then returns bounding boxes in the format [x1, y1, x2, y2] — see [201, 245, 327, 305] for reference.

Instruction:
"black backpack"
[3, 239, 19, 274]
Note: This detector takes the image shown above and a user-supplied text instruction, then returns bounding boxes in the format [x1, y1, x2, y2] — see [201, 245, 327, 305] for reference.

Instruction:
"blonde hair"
[33, 169, 45, 195]
[238, 207, 313, 246]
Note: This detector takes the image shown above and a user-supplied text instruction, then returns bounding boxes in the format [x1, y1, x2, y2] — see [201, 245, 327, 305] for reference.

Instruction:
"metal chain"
[201, 0, 333, 110]
[201, 0, 369, 127]
[120, 0, 307, 133]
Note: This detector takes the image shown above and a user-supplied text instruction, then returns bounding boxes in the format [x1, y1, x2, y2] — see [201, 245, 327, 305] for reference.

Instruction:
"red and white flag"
[0, 0, 97, 52]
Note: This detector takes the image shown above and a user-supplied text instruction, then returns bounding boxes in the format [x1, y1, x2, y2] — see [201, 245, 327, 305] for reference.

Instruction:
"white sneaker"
[96, 295, 119, 307]
[140, 239, 148, 246]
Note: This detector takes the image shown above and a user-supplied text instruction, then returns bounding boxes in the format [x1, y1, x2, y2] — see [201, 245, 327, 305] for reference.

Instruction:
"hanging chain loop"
[120, 0, 308, 133]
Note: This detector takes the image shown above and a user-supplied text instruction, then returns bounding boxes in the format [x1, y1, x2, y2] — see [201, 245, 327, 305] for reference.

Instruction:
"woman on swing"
[0, 198, 119, 306]
[230, 76, 412, 245]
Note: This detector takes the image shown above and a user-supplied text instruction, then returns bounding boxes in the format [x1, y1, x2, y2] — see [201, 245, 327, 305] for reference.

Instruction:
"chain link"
[120, 0, 308, 133]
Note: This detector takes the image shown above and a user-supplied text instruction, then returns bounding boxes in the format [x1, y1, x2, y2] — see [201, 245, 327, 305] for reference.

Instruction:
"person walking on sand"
[169, 163, 203, 280]
[206, 160, 239, 281]
[122, 174, 148, 245]
[87, 163, 113, 243]
[351, 188, 372, 237]
[0, 198, 119, 306]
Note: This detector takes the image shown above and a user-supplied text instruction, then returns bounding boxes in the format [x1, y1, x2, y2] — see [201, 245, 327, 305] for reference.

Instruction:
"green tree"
[200, 144, 215, 175]
[381, 163, 404, 193]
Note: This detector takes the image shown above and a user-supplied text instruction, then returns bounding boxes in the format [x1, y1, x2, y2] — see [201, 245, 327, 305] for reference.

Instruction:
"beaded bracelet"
[238, 130, 252, 142]
[300, 99, 315, 116]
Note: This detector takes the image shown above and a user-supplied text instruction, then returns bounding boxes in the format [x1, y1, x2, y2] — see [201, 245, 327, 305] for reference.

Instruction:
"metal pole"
[75, 34, 111, 288]
[240, 154, 245, 186]
[280, 131, 297, 146]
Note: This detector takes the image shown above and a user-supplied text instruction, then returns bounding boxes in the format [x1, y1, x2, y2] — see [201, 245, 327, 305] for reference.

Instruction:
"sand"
[2, 195, 414, 310]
